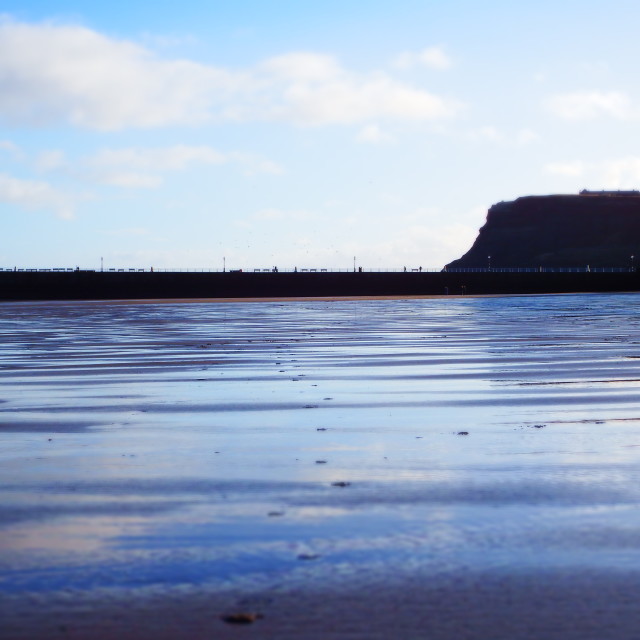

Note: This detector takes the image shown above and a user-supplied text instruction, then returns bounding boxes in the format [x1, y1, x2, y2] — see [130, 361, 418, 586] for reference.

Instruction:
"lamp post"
[631, 255, 635, 272]
[487, 255, 491, 271]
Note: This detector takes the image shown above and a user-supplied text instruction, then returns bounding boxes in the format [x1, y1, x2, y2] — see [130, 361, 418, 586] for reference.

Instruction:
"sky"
[2, 0, 640, 271]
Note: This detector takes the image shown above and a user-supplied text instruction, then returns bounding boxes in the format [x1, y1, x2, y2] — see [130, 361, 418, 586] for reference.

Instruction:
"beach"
[2, 294, 640, 638]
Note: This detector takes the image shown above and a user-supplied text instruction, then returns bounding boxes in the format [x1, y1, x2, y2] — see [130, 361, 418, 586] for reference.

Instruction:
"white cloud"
[96, 172, 162, 189]
[0, 19, 241, 131]
[105, 248, 218, 270]
[274, 69, 460, 125]
[102, 227, 151, 237]
[86, 144, 283, 187]
[515, 128, 539, 145]
[139, 32, 199, 50]
[259, 51, 458, 125]
[251, 207, 314, 222]
[544, 156, 640, 189]
[464, 126, 538, 146]
[393, 47, 452, 71]
[0, 139, 27, 163]
[467, 125, 504, 142]
[545, 161, 585, 177]
[545, 91, 633, 120]
[0, 19, 461, 130]
[335, 222, 477, 269]
[290, 208, 479, 270]
[259, 52, 342, 81]
[418, 47, 452, 70]
[356, 124, 394, 144]
[0, 173, 78, 218]
[600, 157, 640, 188]
[34, 150, 67, 172]
[227, 153, 285, 176]
[90, 145, 227, 172]
[0, 140, 21, 154]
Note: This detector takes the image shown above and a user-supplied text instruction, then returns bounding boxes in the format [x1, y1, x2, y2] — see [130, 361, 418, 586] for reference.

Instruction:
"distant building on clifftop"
[579, 189, 640, 197]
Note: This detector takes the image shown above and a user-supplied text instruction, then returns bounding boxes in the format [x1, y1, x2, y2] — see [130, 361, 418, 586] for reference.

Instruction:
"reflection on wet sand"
[2, 294, 640, 639]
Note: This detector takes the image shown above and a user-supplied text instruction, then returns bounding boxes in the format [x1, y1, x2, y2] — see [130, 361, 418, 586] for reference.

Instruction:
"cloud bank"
[0, 19, 461, 131]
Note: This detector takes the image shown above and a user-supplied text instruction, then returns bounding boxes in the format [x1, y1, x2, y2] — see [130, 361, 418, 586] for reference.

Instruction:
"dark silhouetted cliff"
[446, 192, 640, 268]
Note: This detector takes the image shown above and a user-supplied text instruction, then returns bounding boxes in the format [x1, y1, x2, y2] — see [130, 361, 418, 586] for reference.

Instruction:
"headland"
[447, 190, 640, 269]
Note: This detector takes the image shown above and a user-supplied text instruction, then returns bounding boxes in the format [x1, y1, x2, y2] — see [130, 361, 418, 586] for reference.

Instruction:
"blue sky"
[2, 0, 640, 270]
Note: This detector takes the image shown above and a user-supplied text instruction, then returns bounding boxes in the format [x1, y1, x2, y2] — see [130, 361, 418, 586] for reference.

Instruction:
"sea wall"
[1, 269, 639, 301]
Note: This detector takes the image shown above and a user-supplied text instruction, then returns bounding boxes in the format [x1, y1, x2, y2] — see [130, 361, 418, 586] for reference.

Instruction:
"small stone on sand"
[221, 612, 263, 624]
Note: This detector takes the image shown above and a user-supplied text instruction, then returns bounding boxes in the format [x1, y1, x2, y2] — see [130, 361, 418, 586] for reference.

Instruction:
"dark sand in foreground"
[6, 570, 640, 639]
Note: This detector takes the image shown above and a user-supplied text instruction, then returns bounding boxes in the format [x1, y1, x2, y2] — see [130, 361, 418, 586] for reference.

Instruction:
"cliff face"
[446, 193, 640, 268]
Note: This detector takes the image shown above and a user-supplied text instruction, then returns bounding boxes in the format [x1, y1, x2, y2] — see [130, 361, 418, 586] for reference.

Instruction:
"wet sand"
[2, 294, 640, 638]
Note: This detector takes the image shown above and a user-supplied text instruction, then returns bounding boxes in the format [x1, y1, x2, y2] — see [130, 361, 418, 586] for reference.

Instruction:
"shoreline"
[3, 290, 639, 306]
